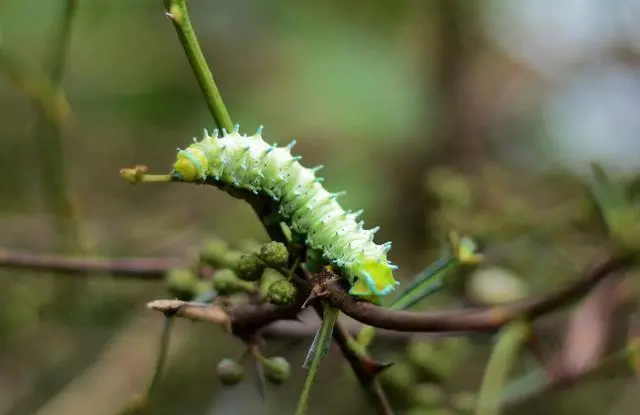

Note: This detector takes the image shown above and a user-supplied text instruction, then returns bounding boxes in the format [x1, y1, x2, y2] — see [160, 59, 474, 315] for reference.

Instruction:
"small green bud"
[212, 269, 255, 295]
[237, 239, 262, 253]
[236, 253, 266, 281]
[355, 326, 376, 349]
[406, 340, 436, 370]
[165, 267, 198, 300]
[199, 238, 229, 266]
[266, 280, 297, 305]
[258, 241, 289, 269]
[259, 268, 286, 295]
[216, 358, 244, 385]
[379, 361, 417, 392]
[220, 250, 244, 270]
[423, 352, 458, 380]
[409, 383, 446, 407]
[194, 280, 213, 297]
[406, 340, 459, 380]
[263, 356, 291, 385]
[439, 337, 471, 357]
[451, 391, 476, 413]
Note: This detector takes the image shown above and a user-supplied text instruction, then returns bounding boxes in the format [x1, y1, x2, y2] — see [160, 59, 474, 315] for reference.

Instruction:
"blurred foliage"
[1, 0, 639, 415]
[424, 164, 603, 292]
[379, 337, 476, 414]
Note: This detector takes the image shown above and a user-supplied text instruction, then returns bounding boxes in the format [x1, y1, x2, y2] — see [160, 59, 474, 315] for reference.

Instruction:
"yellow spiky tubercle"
[172, 125, 400, 298]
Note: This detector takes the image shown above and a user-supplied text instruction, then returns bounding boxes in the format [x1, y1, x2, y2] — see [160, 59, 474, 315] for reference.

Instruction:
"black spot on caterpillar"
[172, 125, 399, 299]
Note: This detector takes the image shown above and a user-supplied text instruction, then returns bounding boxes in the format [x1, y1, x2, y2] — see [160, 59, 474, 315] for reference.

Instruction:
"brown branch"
[0, 249, 179, 279]
[144, 246, 633, 415]
[147, 247, 634, 335]
[260, 318, 469, 340]
[316, 248, 634, 333]
[0, 248, 462, 341]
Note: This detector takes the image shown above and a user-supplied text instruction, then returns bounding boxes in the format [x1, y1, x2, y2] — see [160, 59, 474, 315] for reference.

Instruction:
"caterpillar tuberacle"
[172, 127, 399, 299]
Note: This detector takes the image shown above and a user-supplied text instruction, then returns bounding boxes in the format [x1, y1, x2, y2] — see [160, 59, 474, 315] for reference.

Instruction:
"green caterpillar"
[172, 125, 399, 300]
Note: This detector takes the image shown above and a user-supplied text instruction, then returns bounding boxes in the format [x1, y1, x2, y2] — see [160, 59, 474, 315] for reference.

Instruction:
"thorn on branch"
[301, 287, 323, 309]
[360, 356, 395, 378]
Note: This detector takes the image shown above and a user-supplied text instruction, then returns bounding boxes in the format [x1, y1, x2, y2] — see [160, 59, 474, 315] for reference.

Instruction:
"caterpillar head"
[172, 148, 208, 181]
[346, 259, 399, 302]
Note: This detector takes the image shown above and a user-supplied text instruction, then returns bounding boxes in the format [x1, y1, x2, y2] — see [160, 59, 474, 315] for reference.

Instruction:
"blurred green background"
[1, 0, 639, 414]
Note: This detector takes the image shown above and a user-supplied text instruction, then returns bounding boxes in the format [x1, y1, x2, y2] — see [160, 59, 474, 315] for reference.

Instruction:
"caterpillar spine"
[172, 126, 399, 299]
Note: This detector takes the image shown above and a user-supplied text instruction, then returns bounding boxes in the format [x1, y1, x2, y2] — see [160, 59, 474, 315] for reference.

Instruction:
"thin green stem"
[35, 0, 81, 253]
[476, 320, 530, 415]
[118, 315, 175, 415]
[295, 301, 338, 415]
[147, 316, 174, 395]
[0, 50, 72, 126]
[303, 304, 339, 369]
[163, 0, 233, 132]
[119, 167, 173, 184]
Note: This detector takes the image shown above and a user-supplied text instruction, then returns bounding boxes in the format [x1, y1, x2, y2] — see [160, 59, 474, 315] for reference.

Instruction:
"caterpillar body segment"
[172, 128, 399, 299]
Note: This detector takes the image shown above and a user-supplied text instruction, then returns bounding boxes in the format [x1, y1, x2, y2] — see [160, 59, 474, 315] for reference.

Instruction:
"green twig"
[476, 320, 530, 415]
[147, 316, 174, 395]
[118, 316, 175, 415]
[303, 304, 339, 369]
[0, 50, 72, 126]
[34, 0, 81, 253]
[163, 0, 233, 132]
[295, 301, 337, 415]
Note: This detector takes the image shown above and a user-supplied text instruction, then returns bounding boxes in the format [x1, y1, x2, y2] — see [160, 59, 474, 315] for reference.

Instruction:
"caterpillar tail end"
[347, 260, 399, 304]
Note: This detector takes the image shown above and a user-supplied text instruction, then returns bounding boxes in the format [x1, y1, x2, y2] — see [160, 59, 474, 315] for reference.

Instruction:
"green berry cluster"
[203, 238, 296, 304]
[197, 238, 296, 388]
[215, 355, 292, 387]
[216, 358, 245, 385]
[165, 267, 209, 301]
[262, 356, 291, 384]
[163, 237, 297, 304]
